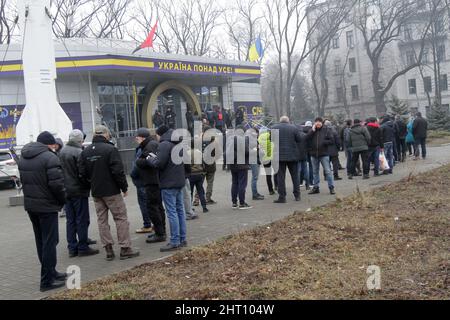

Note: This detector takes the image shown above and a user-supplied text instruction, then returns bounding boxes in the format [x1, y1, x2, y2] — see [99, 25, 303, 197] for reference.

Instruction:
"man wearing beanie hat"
[80, 125, 139, 261]
[143, 125, 187, 252]
[60, 130, 99, 258]
[18, 131, 67, 292]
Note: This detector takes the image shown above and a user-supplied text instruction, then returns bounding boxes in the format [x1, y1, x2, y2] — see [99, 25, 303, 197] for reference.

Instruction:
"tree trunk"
[372, 64, 387, 115]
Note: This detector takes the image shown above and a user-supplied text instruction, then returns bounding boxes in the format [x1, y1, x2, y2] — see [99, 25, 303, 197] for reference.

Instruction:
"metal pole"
[88, 71, 96, 135]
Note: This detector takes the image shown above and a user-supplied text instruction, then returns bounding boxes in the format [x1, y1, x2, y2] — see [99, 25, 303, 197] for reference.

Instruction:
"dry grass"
[52, 165, 450, 300]
[428, 130, 450, 146]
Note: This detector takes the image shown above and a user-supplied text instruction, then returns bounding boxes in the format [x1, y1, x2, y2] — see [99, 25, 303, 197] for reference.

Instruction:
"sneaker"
[363, 175, 370, 180]
[160, 243, 181, 252]
[308, 188, 320, 195]
[105, 244, 115, 261]
[69, 251, 78, 258]
[120, 248, 140, 260]
[295, 196, 301, 202]
[274, 198, 287, 204]
[334, 176, 343, 181]
[146, 234, 167, 244]
[87, 238, 97, 245]
[193, 201, 200, 207]
[348, 175, 353, 180]
[180, 241, 188, 248]
[203, 208, 209, 213]
[232, 203, 239, 210]
[55, 272, 68, 281]
[239, 203, 253, 210]
[206, 199, 217, 205]
[330, 188, 336, 195]
[59, 212, 66, 218]
[78, 247, 100, 257]
[40, 280, 66, 292]
[269, 191, 276, 195]
[186, 213, 199, 221]
[253, 195, 265, 200]
[305, 186, 311, 191]
[136, 227, 154, 234]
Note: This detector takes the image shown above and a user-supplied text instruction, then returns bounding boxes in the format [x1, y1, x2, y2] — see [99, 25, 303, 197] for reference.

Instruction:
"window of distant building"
[334, 59, 342, 75]
[404, 25, 413, 40]
[332, 36, 340, 49]
[440, 74, 448, 91]
[437, 44, 446, 62]
[346, 31, 354, 48]
[424, 76, 432, 93]
[351, 85, 359, 101]
[349, 57, 356, 73]
[408, 79, 417, 95]
[406, 51, 416, 66]
[435, 18, 445, 34]
[422, 48, 429, 64]
[336, 87, 344, 103]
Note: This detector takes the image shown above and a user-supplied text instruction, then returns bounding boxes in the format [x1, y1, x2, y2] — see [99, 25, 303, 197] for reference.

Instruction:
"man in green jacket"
[348, 119, 371, 180]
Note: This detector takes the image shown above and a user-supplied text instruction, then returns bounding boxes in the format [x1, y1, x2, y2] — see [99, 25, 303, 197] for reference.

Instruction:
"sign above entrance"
[0, 55, 261, 78]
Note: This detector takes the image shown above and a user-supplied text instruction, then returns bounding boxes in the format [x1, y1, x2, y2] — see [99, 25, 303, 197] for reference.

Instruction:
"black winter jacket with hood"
[134, 137, 160, 187]
[59, 141, 90, 198]
[306, 126, 334, 158]
[18, 142, 66, 213]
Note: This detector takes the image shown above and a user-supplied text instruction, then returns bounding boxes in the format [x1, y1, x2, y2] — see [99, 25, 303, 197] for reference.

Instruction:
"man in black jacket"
[306, 117, 335, 195]
[79, 125, 139, 261]
[153, 110, 164, 128]
[272, 116, 302, 203]
[135, 128, 168, 244]
[144, 125, 187, 252]
[380, 116, 395, 174]
[60, 130, 99, 258]
[18, 131, 67, 292]
[394, 116, 408, 162]
[413, 112, 428, 160]
[366, 118, 383, 176]
[165, 107, 177, 129]
[325, 120, 342, 181]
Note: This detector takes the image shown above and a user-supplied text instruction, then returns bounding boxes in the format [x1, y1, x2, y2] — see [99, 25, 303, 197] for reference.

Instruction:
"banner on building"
[234, 101, 265, 127]
[0, 102, 82, 148]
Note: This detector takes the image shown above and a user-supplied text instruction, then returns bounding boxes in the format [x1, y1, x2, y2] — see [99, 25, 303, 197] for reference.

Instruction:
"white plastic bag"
[379, 152, 390, 172]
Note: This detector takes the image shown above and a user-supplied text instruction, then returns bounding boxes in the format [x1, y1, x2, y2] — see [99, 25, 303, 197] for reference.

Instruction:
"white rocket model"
[16, 0, 73, 146]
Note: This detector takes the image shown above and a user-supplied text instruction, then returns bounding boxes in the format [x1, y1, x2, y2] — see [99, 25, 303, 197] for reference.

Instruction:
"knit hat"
[69, 129, 84, 144]
[305, 121, 313, 127]
[136, 128, 150, 138]
[95, 125, 110, 136]
[37, 131, 56, 145]
[156, 125, 170, 137]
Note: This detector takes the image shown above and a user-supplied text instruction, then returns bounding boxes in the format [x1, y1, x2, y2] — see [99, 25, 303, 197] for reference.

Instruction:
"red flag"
[132, 21, 158, 54]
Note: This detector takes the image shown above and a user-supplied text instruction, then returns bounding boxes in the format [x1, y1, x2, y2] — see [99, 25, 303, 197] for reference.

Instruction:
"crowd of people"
[17, 109, 429, 292]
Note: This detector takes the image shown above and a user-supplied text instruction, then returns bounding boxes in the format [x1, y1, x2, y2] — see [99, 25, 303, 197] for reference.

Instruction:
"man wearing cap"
[18, 131, 67, 292]
[135, 128, 168, 244]
[79, 125, 139, 261]
[59, 129, 100, 258]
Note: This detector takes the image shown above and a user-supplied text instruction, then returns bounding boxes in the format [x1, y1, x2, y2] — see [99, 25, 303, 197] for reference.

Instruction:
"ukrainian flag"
[249, 37, 264, 62]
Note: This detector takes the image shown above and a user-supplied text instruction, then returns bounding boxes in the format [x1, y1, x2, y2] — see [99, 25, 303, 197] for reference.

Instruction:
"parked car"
[0, 149, 19, 188]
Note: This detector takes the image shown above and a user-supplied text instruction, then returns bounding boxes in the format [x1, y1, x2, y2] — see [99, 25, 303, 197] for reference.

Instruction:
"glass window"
[406, 51, 416, 65]
[424, 76, 432, 93]
[440, 74, 448, 91]
[346, 31, 354, 48]
[0, 153, 12, 161]
[404, 25, 413, 40]
[351, 85, 359, 101]
[332, 36, 339, 49]
[349, 58, 356, 73]
[336, 87, 344, 103]
[334, 59, 341, 75]
[437, 45, 446, 62]
[408, 79, 417, 95]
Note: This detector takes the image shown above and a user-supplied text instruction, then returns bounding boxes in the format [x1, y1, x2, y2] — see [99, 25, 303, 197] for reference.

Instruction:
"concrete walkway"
[1, 145, 450, 300]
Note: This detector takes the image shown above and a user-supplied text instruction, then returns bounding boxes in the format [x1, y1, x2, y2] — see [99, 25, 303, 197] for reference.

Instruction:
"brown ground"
[52, 165, 450, 300]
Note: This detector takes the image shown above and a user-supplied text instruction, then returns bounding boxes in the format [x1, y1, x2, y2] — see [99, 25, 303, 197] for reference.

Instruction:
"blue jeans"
[251, 164, 260, 196]
[311, 156, 334, 189]
[137, 187, 152, 229]
[384, 142, 394, 172]
[161, 188, 186, 246]
[298, 160, 310, 187]
[368, 147, 380, 175]
[65, 197, 90, 253]
[345, 150, 353, 176]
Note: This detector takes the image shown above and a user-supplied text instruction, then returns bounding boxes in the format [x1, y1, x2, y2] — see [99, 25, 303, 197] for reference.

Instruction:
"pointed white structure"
[16, 0, 73, 146]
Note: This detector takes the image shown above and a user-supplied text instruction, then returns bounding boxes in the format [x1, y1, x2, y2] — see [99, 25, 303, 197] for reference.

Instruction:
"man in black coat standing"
[153, 110, 164, 128]
[413, 112, 428, 160]
[59, 130, 99, 258]
[394, 116, 408, 163]
[165, 107, 177, 129]
[80, 125, 139, 261]
[18, 131, 67, 292]
[271, 116, 302, 203]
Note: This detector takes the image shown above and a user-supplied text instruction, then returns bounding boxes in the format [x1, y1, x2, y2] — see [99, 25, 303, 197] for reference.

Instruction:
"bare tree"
[354, 0, 434, 115]
[91, 0, 132, 39]
[0, 0, 17, 44]
[225, 0, 265, 61]
[265, 0, 353, 118]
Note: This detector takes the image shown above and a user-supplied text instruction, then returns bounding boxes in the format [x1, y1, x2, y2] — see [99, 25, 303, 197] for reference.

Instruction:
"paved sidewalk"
[1, 145, 450, 300]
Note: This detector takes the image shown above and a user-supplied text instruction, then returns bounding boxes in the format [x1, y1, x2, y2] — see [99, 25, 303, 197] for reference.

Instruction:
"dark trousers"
[145, 184, 166, 237]
[65, 197, 90, 253]
[231, 170, 248, 205]
[351, 151, 369, 176]
[277, 161, 300, 200]
[414, 138, 427, 159]
[137, 187, 152, 229]
[396, 138, 407, 162]
[407, 142, 415, 155]
[28, 212, 59, 286]
[330, 155, 340, 178]
[189, 175, 207, 209]
[264, 162, 278, 193]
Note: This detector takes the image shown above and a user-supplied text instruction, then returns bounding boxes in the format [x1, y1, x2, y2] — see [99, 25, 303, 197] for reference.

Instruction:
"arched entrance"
[143, 80, 201, 128]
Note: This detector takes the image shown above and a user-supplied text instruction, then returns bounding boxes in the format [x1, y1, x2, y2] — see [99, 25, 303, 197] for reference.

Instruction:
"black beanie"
[156, 125, 170, 137]
[37, 131, 56, 145]
[136, 128, 150, 138]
